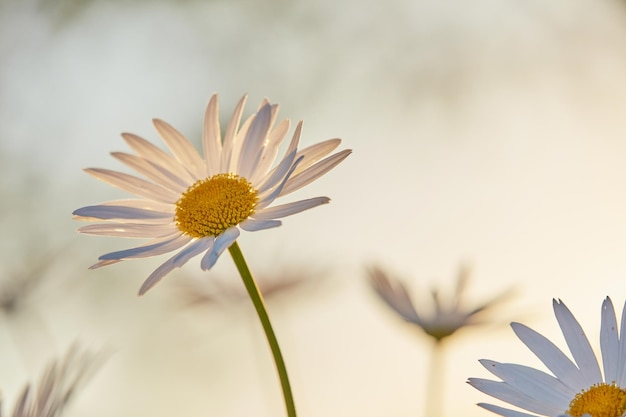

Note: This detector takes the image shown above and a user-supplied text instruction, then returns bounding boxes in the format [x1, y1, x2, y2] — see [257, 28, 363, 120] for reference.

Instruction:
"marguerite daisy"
[73, 94, 351, 295]
[468, 297, 626, 417]
[368, 264, 511, 341]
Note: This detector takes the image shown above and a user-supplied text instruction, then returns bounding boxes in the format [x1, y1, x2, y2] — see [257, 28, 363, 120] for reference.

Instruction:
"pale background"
[2, 0, 626, 416]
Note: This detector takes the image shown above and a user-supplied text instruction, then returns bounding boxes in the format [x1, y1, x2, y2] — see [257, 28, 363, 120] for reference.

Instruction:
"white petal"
[84, 168, 180, 203]
[511, 322, 587, 392]
[249, 119, 291, 185]
[256, 97, 270, 111]
[280, 149, 352, 196]
[467, 378, 562, 416]
[291, 138, 342, 177]
[96, 199, 175, 212]
[138, 238, 213, 295]
[239, 218, 282, 232]
[237, 103, 274, 179]
[89, 259, 122, 269]
[111, 152, 188, 193]
[73, 204, 173, 222]
[220, 94, 248, 173]
[122, 133, 195, 183]
[153, 119, 206, 180]
[256, 156, 303, 210]
[254, 122, 301, 192]
[253, 197, 329, 220]
[601, 297, 619, 384]
[203, 94, 222, 177]
[553, 299, 602, 384]
[368, 268, 421, 324]
[98, 233, 191, 261]
[200, 227, 239, 270]
[477, 403, 541, 417]
[77, 223, 179, 238]
[228, 113, 254, 173]
[618, 300, 626, 386]
[479, 360, 572, 404]
[255, 149, 297, 196]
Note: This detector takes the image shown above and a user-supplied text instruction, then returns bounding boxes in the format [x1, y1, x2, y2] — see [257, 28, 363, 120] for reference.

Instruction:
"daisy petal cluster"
[73, 94, 351, 294]
[469, 297, 626, 417]
[368, 264, 510, 341]
[5, 344, 100, 417]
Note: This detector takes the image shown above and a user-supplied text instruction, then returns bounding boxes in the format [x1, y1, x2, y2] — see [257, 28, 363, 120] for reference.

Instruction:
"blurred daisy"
[469, 297, 626, 417]
[73, 94, 350, 295]
[4, 344, 100, 417]
[175, 263, 327, 307]
[368, 264, 511, 341]
[369, 264, 512, 417]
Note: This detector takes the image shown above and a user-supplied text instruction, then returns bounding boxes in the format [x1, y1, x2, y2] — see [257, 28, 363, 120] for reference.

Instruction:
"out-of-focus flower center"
[567, 383, 626, 417]
[175, 173, 257, 238]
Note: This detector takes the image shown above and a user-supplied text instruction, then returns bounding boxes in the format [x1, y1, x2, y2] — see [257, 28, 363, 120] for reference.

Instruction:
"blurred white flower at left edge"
[2, 344, 103, 417]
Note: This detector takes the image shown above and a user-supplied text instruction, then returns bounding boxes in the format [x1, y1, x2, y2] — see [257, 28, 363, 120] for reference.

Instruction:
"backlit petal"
[252, 197, 329, 220]
[553, 299, 602, 384]
[98, 233, 190, 261]
[601, 297, 619, 384]
[200, 227, 239, 270]
[122, 132, 195, 183]
[153, 119, 206, 179]
[73, 205, 173, 222]
[203, 94, 222, 177]
[84, 168, 179, 203]
[239, 218, 281, 232]
[139, 238, 213, 295]
[280, 149, 352, 196]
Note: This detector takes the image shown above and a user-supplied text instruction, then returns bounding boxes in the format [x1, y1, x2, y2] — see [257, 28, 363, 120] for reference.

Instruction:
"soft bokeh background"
[2, 0, 626, 415]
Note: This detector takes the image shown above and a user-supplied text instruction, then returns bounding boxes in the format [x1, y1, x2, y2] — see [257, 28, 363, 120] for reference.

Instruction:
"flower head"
[73, 94, 351, 295]
[5, 344, 100, 417]
[368, 264, 510, 341]
[468, 297, 626, 417]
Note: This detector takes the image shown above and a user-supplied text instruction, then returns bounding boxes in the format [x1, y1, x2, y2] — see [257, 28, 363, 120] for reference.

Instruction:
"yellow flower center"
[567, 383, 626, 417]
[175, 173, 258, 238]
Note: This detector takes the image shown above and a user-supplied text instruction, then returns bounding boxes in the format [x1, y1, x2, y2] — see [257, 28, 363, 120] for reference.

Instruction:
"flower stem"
[425, 339, 445, 417]
[228, 241, 296, 417]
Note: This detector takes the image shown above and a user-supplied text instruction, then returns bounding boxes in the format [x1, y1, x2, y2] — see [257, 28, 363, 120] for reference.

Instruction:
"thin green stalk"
[228, 241, 296, 417]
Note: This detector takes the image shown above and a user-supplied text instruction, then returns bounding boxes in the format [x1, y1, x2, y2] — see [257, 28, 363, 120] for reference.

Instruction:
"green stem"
[228, 241, 296, 417]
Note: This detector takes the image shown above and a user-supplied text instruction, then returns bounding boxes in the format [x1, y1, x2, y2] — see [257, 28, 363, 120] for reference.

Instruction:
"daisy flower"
[5, 344, 100, 417]
[468, 297, 626, 417]
[369, 264, 512, 417]
[73, 94, 351, 295]
[368, 264, 511, 341]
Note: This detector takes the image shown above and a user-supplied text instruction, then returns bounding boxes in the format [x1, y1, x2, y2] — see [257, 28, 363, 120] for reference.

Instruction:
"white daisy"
[468, 297, 626, 417]
[73, 94, 351, 295]
[368, 264, 510, 341]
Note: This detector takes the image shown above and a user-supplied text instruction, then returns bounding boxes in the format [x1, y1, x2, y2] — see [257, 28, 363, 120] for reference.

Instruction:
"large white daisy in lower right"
[468, 297, 626, 417]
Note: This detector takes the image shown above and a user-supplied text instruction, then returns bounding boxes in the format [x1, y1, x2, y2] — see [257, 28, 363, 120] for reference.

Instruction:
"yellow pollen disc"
[175, 173, 258, 238]
[567, 383, 626, 417]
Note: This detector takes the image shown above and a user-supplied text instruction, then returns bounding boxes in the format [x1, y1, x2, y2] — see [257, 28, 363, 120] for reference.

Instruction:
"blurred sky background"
[3, 0, 626, 416]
